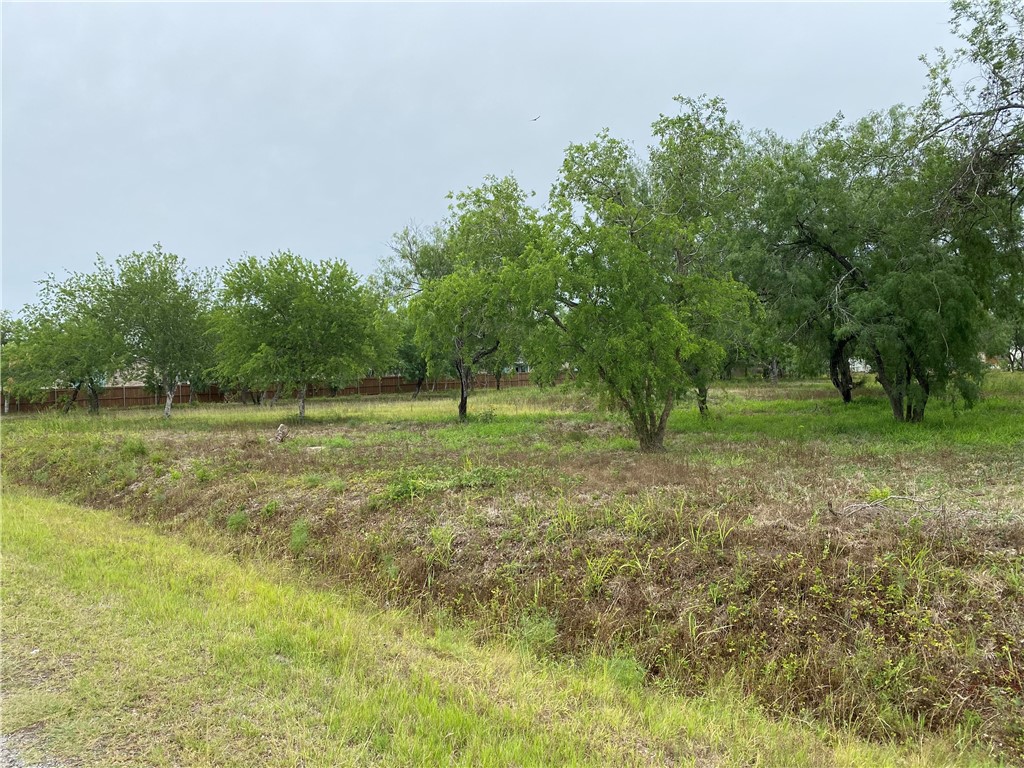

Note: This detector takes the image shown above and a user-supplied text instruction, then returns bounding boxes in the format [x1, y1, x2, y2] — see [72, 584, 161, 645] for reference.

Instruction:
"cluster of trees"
[2, 0, 1021, 449]
[1, 247, 213, 419]
[1, 248, 391, 420]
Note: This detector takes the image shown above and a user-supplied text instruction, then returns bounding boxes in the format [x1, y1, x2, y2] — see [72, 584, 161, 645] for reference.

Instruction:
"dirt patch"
[0, 731, 74, 768]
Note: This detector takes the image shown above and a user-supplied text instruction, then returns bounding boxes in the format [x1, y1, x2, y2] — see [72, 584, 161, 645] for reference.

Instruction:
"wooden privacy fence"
[3, 372, 534, 414]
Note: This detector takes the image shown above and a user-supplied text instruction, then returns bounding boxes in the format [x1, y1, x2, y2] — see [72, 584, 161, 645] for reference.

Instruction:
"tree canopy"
[112, 245, 215, 418]
[386, 176, 537, 421]
[212, 251, 382, 420]
[17, 264, 126, 414]
[520, 98, 756, 450]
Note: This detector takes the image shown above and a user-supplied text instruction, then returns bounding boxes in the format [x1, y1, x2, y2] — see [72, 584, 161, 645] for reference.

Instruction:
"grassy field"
[2, 375, 1022, 762]
[0, 488, 1000, 767]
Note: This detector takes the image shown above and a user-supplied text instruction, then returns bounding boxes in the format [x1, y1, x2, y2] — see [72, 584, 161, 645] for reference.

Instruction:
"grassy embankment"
[2, 374, 1022, 762]
[2, 488, 982, 767]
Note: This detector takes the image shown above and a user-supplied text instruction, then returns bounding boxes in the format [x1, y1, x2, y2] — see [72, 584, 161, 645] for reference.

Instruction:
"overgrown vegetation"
[1, 3, 1022, 761]
[6, 489, 992, 767]
[3, 379, 1021, 762]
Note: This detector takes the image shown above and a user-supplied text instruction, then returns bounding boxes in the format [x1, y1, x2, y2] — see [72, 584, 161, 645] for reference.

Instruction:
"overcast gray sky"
[2, 2, 957, 313]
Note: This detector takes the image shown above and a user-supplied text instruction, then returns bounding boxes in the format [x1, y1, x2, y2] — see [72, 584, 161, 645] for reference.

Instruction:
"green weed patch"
[2, 489, 998, 767]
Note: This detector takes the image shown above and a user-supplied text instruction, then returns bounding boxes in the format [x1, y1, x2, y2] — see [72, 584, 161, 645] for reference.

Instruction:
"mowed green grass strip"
[1, 488, 989, 768]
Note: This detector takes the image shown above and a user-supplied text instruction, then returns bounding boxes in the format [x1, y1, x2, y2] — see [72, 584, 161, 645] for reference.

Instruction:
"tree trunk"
[162, 382, 175, 419]
[769, 357, 780, 385]
[906, 401, 926, 422]
[870, 345, 907, 422]
[454, 339, 471, 422]
[636, 429, 664, 452]
[269, 383, 283, 407]
[412, 376, 424, 400]
[907, 354, 930, 423]
[86, 381, 101, 415]
[1009, 333, 1022, 370]
[495, 371, 502, 391]
[829, 338, 855, 403]
[3, 393, 9, 414]
[457, 365, 470, 422]
[882, 375, 907, 422]
[696, 386, 709, 417]
[627, 393, 674, 452]
[189, 387, 198, 406]
[62, 384, 82, 414]
[298, 383, 307, 420]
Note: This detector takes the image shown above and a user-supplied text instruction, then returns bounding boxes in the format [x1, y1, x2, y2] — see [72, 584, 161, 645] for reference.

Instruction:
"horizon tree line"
[2, 0, 1021, 448]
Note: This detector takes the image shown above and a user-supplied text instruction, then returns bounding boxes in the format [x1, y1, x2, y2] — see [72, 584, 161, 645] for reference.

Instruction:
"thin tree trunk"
[412, 376, 424, 400]
[3, 393, 9, 414]
[907, 354, 930, 423]
[829, 338, 855, 403]
[86, 381, 101, 415]
[298, 383, 307, 420]
[62, 383, 82, 414]
[454, 338, 471, 422]
[696, 385, 709, 417]
[162, 382, 175, 419]
[495, 371, 502, 391]
[769, 357, 780, 385]
[457, 364, 470, 422]
[269, 383, 283, 407]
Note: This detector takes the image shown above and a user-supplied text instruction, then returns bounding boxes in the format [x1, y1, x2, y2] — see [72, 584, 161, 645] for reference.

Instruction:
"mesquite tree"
[387, 176, 536, 422]
[18, 264, 127, 414]
[747, 108, 1000, 421]
[212, 251, 382, 420]
[522, 103, 754, 450]
[113, 245, 215, 419]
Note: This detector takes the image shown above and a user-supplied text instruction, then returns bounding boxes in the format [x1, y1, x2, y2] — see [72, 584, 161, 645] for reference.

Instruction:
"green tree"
[523, 135, 694, 451]
[739, 123, 869, 403]
[651, 96, 761, 413]
[747, 108, 999, 421]
[391, 307, 430, 397]
[922, 0, 1023, 205]
[388, 177, 536, 421]
[928, 0, 1024, 378]
[0, 310, 29, 413]
[481, 341, 521, 391]
[1002, 302, 1024, 370]
[113, 245, 216, 418]
[522, 102, 755, 449]
[12, 265, 126, 414]
[212, 251, 380, 420]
